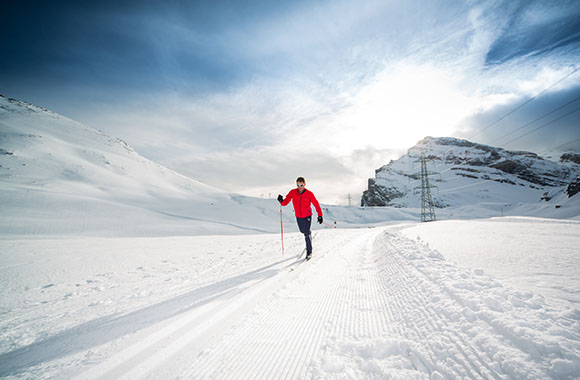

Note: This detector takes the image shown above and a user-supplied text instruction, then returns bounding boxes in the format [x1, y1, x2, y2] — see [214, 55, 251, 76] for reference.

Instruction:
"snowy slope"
[362, 137, 580, 219]
[0, 95, 284, 236]
[0, 96, 406, 237]
[1, 223, 579, 379]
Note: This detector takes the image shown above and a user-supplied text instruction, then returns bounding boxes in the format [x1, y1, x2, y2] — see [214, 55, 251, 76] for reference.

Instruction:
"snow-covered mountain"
[362, 137, 580, 219]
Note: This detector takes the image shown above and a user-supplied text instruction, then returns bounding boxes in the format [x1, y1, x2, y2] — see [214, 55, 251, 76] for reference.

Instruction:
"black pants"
[296, 216, 312, 253]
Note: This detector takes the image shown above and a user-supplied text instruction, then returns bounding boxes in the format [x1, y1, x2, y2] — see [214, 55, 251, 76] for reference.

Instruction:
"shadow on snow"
[0, 255, 300, 377]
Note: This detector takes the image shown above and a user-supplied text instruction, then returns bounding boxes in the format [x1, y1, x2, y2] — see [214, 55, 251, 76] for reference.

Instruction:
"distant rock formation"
[567, 178, 580, 198]
[362, 137, 579, 209]
[561, 153, 580, 165]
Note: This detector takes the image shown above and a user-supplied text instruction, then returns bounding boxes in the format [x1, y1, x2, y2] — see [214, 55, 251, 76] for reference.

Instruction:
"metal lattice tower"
[419, 152, 436, 222]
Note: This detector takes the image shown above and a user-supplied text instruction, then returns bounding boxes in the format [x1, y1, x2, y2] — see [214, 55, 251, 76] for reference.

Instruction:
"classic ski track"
[178, 229, 365, 379]
[72, 237, 309, 380]
[187, 233, 326, 379]
[6, 234, 308, 361]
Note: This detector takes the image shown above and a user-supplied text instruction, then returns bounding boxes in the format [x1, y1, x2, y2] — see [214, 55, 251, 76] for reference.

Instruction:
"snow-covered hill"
[0, 95, 403, 237]
[0, 95, 282, 236]
[362, 137, 580, 219]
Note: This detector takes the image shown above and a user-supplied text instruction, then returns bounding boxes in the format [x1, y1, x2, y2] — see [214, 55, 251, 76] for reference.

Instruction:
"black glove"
[317, 216, 323, 224]
[277, 194, 284, 203]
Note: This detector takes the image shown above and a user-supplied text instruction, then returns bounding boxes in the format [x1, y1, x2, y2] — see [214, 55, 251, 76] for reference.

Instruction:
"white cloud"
[72, 0, 580, 204]
[160, 145, 358, 205]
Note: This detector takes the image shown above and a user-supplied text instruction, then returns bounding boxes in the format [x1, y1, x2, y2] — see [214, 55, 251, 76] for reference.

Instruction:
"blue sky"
[1, 0, 580, 204]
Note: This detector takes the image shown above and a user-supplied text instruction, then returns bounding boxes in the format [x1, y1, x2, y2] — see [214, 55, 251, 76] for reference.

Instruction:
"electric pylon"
[417, 152, 436, 222]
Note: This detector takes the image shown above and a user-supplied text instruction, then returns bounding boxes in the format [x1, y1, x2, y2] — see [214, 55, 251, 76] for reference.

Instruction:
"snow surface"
[401, 217, 580, 310]
[1, 226, 580, 379]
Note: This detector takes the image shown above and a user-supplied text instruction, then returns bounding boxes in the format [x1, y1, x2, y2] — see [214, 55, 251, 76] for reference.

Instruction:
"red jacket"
[281, 188, 323, 218]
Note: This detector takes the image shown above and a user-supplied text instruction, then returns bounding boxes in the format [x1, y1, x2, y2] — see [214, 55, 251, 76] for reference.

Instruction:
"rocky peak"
[362, 137, 580, 209]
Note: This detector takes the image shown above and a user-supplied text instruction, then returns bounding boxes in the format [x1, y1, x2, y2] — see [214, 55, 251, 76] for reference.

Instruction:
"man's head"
[296, 177, 306, 193]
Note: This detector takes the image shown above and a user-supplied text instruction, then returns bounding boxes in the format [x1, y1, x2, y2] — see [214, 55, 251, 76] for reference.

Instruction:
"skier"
[278, 177, 323, 260]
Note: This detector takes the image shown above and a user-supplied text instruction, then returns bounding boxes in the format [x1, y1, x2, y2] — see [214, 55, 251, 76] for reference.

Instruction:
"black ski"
[289, 232, 317, 271]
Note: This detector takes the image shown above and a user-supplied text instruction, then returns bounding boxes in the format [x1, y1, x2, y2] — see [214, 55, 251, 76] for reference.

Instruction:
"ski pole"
[280, 206, 285, 256]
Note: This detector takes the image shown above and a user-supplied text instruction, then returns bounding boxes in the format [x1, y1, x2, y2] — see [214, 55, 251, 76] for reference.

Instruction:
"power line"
[427, 66, 580, 174]
[431, 106, 580, 176]
[438, 179, 491, 194]
[490, 94, 580, 146]
[413, 134, 580, 191]
[539, 137, 580, 155]
[469, 65, 580, 140]
[502, 105, 580, 147]
[403, 67, 580, 196]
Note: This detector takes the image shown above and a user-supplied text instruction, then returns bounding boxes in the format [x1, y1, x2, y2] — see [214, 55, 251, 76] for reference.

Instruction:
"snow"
[2, 226, 580, 379]
[2, 96, 580, 379]
[401, 217, 580, 309]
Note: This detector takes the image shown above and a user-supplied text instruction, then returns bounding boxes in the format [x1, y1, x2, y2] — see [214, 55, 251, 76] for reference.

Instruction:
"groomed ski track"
[4, 227, 579, 379]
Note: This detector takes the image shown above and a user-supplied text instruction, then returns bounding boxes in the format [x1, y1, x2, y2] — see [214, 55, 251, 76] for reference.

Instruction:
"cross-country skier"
[278, 177, 323, 260]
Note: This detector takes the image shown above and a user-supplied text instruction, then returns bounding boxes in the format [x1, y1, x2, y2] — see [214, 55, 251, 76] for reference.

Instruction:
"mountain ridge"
[362, 136, 580, 218]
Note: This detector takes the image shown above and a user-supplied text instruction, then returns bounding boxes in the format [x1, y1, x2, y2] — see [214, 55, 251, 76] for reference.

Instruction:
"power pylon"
[416, 152, 436, 222]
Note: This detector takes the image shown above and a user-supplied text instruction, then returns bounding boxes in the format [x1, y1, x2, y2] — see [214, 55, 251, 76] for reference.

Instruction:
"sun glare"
[327, 64, 478, 154]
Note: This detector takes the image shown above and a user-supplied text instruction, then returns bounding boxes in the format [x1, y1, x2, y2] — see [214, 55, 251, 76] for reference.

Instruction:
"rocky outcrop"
[567, 178, 580, 198]
[561, 153, 580, 165]
[489, 160, 563, 187]
[361, 179, 406, 207]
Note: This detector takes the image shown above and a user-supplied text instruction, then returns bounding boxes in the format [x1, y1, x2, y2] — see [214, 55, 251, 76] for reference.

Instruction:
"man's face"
[296, 182, 305, 193]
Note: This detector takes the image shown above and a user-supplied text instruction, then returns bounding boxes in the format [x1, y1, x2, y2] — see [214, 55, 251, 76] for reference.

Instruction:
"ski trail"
[311, 229, 577, 379]
[72, 255, 304, 380]
[68, 227, 580, 379]
[157, 229, 374, 379]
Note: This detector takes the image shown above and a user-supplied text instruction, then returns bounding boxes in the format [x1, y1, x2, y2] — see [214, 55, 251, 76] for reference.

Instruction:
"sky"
[1, 0, 580, 205]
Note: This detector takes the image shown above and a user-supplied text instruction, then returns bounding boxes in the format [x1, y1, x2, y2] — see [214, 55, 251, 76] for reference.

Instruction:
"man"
[278, 177, 323, 260]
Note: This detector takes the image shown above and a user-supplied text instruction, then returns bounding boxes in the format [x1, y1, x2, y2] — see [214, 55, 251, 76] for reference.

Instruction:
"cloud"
[318, 63, 480, 154]
[455, 82, 580, 153]
[485, 0, 580, 65]
[160, 145, 358, 205]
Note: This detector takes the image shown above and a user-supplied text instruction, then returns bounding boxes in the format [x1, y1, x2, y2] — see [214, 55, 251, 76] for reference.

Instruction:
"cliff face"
[561, 153, 580, 165]
[361, 179, 407, 208]
[362, 137, 580, 209]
